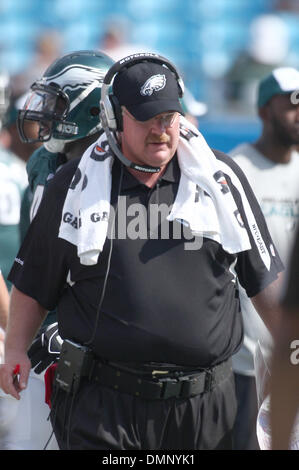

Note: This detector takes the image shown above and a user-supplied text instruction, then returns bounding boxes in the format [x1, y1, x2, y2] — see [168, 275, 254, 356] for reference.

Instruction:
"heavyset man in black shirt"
[0, 54, 284, 450]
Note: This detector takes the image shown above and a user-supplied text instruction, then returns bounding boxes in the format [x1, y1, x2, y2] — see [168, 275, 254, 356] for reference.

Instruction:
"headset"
[100, 52, 184, 173]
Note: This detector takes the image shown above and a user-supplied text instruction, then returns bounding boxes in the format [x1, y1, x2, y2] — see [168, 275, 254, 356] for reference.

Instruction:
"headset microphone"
[104, 131, 160, 173]
[100, 85, 160, 173]
[103, 126, 160, 173]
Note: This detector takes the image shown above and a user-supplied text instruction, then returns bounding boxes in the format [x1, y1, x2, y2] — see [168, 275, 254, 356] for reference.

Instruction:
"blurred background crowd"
[1, 0, 299, 148]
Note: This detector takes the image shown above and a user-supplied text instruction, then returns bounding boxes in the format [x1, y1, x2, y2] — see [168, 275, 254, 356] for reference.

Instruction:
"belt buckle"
[179, 372, 207, 397]
[152, 370, 170, 376]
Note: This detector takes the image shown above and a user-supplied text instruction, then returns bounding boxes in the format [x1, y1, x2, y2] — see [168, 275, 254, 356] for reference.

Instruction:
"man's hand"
[1, 287, 48, 399]
[0, 350, 31, 400]
[28, 322, 62, 374]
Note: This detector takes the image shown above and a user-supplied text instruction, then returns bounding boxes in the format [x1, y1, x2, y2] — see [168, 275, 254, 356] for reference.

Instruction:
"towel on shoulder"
[58, 117, 270, 268]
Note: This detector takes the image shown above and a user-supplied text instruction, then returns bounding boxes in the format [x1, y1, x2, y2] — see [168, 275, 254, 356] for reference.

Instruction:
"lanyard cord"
[84, 163, 124, 347]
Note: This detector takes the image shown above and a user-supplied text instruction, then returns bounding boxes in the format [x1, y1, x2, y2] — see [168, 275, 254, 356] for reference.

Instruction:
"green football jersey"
[20, 147, 67, 238]
[21, 146, 67, 325]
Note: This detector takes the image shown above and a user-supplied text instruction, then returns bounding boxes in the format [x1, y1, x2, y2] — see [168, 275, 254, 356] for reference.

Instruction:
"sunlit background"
[1, 0, 299, 150]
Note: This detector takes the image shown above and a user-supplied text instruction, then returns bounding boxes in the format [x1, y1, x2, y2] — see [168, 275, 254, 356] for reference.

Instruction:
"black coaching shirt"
[9, 152, 283, 367]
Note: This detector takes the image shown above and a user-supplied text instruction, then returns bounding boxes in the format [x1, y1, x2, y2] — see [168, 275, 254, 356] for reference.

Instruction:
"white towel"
[173, 117, 271, 270]
[58, 133, 114, 265]
[168, 117, 251, 253]
[59, 118, 252, 266]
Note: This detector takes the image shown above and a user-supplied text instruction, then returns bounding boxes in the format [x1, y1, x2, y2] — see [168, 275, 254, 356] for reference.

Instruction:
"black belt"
[88, 359, 232, 400]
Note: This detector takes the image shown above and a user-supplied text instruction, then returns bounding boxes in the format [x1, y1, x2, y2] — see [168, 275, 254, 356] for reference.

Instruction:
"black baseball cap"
[112, 62, 184, 121]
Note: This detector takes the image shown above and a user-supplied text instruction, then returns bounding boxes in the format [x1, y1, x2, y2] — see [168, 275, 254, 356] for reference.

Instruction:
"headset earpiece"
[109, 95, 123, 131]
[100, 83, 117, 130]
[100, 93, 123, 132]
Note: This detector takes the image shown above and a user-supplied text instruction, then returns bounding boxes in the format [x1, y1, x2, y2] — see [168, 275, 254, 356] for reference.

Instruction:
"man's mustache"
[146, 134, 170, 144]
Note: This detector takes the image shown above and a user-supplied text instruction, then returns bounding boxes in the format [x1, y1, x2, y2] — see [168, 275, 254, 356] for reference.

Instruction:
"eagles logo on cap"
[140, 74, 166, 96]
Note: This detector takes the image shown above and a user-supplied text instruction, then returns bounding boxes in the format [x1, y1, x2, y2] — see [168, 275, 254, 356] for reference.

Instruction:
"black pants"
[233, 373, 260, 450]
[50, 372, 236, 450]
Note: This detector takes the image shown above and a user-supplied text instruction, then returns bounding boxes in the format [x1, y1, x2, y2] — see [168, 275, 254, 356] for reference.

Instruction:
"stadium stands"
[0, 0, 298, 148]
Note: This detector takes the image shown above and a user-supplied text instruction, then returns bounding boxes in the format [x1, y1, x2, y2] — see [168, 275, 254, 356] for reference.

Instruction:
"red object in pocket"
[44, 363, 58, 408]
[13, 364, 20, 375]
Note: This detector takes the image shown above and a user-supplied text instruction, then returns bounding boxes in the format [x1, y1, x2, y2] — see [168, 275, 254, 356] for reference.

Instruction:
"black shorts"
[50, 370, 236, 450]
